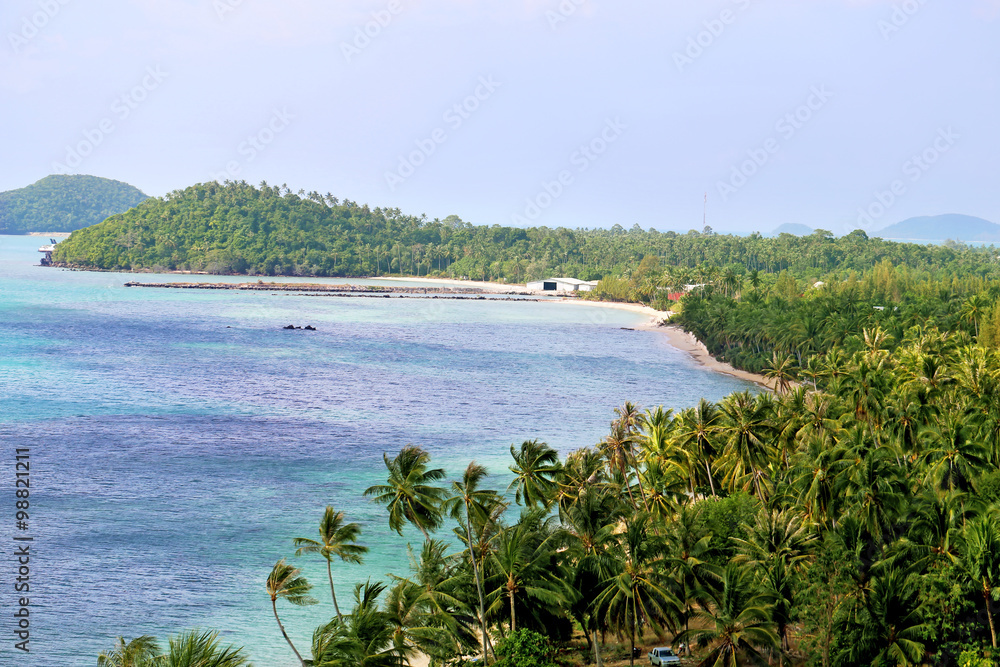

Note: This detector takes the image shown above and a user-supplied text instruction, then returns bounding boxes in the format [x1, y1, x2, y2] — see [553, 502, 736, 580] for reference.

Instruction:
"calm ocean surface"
[0, 234, 753, 666]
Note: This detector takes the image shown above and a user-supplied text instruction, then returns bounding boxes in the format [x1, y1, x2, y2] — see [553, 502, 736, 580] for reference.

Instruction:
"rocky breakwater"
[123, 281, 544, 301]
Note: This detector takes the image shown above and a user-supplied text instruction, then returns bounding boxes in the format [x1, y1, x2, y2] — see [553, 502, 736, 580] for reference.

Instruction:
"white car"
[648, 646, 681, 665]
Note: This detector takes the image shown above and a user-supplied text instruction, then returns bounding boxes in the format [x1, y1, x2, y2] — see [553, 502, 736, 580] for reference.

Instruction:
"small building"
[526, 277, 599, 292]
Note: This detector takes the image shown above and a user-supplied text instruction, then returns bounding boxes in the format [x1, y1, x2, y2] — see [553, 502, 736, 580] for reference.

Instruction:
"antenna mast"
[703, 192, 707, 230]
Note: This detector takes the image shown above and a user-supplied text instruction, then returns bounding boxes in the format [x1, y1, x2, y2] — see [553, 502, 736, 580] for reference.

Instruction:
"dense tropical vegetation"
[668, 261, 1000, 375]
[53, 181, 999, 288]
[0, 174, 148, 234]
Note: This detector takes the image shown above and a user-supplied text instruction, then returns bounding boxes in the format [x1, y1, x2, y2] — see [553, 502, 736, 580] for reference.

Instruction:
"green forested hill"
[53, 180, 1000, 283]
[0, 174, 148, 234]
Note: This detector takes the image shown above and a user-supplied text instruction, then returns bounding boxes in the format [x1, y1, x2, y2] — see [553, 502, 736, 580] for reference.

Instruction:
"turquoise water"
[0, 235, 753, 666]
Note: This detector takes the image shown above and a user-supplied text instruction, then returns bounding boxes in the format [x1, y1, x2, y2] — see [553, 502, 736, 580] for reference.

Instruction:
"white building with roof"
[526, 277, 600, 292]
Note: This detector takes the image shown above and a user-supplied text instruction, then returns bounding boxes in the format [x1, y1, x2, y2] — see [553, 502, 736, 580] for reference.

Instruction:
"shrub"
[494, 629, 558, 667]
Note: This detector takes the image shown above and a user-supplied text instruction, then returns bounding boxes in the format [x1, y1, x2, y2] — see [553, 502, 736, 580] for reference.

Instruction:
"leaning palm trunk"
[327, 560, 342, 620]
[630, 454, 649, 511]
[985, 579, 998, 648]
[509, 586, 516, 633]
[629, 624, 637, 667]
[466, 506, 489, 665]
[272, 600, 306, 667]
[583, 623, 604, 666]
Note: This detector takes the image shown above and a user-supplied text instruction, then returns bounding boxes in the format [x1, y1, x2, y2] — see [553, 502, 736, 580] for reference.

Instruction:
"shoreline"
[63, 267, 775, 390]
[654, 324, 776, 390]
[520, 293, 774, 389]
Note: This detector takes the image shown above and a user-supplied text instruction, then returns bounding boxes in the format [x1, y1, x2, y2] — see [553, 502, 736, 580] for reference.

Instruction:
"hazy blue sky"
[2, 0, 998, 234]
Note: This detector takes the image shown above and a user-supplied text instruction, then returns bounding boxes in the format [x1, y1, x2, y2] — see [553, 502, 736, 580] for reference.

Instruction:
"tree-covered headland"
[0, 174, 148, 234]
[53, 180, 996, 289]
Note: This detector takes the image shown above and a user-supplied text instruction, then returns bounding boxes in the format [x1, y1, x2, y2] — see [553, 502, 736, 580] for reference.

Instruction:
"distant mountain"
[770, 223, 814, 237]
[877, 214, 1000, 243]
[0, 175, 149, 234]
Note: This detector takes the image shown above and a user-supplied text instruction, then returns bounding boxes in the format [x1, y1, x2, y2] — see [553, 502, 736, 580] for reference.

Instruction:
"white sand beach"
[377, 276, 518, 292]
[656, 324, 777, 390]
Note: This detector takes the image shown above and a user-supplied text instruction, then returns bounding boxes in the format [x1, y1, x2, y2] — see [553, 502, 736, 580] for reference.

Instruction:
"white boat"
[38, 240, 57, 266]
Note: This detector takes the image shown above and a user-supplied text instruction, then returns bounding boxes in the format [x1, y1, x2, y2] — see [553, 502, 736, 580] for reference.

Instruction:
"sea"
[0, 234, 753, 666]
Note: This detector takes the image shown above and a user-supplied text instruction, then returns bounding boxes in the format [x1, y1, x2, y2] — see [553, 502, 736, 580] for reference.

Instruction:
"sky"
[2, 0, 998, 235]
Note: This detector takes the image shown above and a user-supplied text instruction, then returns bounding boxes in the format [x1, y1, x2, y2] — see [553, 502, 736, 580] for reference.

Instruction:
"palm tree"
[637, 408, 689, 497]
[923, 413, 990, 493]
[842, 354, 890, 428]
[594, 514, 681, 666]
[294, 506, 369, 620]
[562, 486, 622, 666]
[680, 564, 779, 667]
[443, 462, 501, 665]
[600, 421, 641, 509]
[310, 581, 407, 667]
[639, 457, 689, 521]
[731, 509, 816, 570]
[384, 541, 477, 663]
[764, 351, 797, 394]
[718, 392, 775, 500]
[801, 354, 827, 389]
[557, 447, 607, 517]
[960, 513, 1000, 648]
[507, 439, 562, 509]
[267, 558, 319, 666]
[159, 630, 252, 667]
[98, 636, 161, 667]
[731, 510, 817, 663]
[364, 445, 447, 540]
[486, 512, 571, 633]
[962, 293, 990, 338]
[861, 325, 895, 356]
[615, 401, 643, 434]
[662, 505, 720, 657]
[791, 435, 848, 529]
[836, 569, 928, 667]
[674, 399, 723, 496]
[836, 448, 907, 544]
